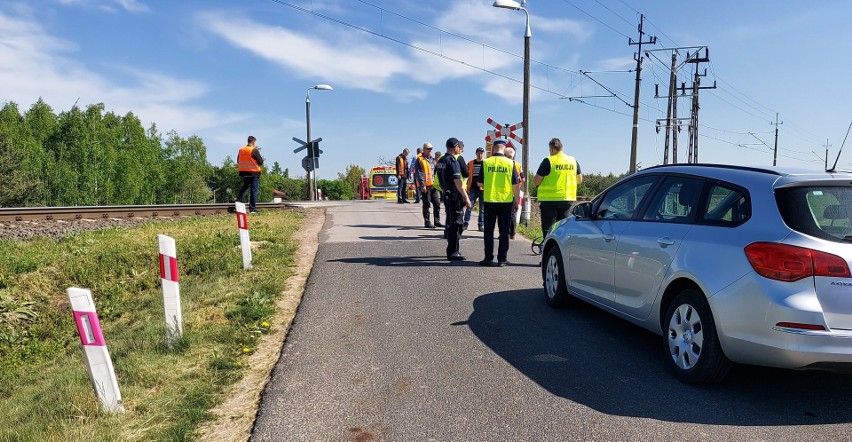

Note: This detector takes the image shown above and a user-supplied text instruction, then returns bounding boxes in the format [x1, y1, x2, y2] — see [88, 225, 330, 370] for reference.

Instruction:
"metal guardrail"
[0, 202, 289, 222]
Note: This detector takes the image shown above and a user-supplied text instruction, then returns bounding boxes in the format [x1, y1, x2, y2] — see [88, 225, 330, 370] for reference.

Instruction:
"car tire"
[543, 246, 573, 308]
[663, 289, 732, 385]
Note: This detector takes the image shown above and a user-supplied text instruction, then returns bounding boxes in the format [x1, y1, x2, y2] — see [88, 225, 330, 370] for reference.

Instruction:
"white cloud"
[594, 57, 634, 71]
[197, 1, 591, 105]
[58, 0, 149, 13]
[115, 0, 149, 13]
[198, 12, 410, 93]
[0, 10, 242, 135]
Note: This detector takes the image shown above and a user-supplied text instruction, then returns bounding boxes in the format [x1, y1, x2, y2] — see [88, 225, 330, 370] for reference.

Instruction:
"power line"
[271, 0, 822, 162]
[558, 0, 631, 39]
[590, 0, 634, 27]
[267, 0, 579, 97]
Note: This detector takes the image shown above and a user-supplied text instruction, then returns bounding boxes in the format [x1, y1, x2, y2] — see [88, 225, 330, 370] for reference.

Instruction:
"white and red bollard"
[67, 287, 124, 413]
[158, 235, 183, 347]
[235, 202, 252, 269]
[317, 188, 323, 200]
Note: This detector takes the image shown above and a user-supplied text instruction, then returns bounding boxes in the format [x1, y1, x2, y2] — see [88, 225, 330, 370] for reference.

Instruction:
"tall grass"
[0, 211, 303, 441]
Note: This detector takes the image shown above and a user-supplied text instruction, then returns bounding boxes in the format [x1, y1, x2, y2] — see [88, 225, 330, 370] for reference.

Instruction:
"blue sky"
[2, 0, 851, 179]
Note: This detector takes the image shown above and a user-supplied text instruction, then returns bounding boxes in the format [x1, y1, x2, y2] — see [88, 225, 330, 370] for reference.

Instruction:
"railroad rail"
[0, 202, 289, 222]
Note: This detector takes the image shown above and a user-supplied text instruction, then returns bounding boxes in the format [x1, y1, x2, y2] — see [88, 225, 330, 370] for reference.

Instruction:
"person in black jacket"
[437, 137, 471, 261]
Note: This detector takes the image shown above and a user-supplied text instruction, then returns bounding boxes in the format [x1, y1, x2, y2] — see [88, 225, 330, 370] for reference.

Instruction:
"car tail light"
[775, 322, 827, 331]
[744, 242, 851, 282]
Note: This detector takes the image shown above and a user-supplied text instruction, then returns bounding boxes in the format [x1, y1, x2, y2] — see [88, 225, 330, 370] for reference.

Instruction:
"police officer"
[476, 139, 520, 267]
[533, 137, 583, 238]
[437, 137, 472, 261]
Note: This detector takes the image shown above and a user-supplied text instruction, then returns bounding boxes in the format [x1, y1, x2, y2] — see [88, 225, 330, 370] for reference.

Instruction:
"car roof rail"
[641, 163, 783, 176]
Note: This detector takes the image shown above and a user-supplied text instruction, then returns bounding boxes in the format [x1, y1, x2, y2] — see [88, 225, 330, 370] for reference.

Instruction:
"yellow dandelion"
[261, 321, 270, 328]
[242, 347, 250, 353]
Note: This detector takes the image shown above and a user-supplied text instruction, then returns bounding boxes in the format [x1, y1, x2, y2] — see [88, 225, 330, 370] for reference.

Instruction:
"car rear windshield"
[776, 186, 852, 243]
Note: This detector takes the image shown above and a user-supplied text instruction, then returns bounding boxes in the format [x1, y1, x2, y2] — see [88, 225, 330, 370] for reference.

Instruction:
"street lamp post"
[493, 0, 531, 226]
[306, 84, 333, 201]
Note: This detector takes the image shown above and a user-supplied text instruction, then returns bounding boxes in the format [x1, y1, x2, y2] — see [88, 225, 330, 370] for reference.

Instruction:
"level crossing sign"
[293, 137, 322, 171]
[485, 118, 524, 148]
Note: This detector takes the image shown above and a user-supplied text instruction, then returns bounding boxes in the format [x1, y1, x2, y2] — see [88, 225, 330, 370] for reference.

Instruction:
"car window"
[777, 186, 852, 242]
[596, 175, 659, 220]
[642, 177, 703, 223]
[702, 184, 749, 225]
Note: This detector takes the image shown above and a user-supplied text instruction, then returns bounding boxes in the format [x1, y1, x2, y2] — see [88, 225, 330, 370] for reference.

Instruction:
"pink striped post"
[158, 235, 183, 346]
[67, 287, 124, 413]
[235, 202, 252, 269]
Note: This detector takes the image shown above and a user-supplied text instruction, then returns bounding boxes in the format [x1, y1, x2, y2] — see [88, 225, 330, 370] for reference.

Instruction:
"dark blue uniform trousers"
[483, 202, 513, 262]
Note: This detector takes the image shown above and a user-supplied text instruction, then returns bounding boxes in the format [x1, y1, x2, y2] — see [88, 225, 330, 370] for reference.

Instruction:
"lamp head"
[492, 0, 522, 10]
[313, 84, 333, 91]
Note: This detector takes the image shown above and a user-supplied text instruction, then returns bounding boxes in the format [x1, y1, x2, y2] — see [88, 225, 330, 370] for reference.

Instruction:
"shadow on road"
[328, 255, 483, 267]
[465, 289, 852, 425]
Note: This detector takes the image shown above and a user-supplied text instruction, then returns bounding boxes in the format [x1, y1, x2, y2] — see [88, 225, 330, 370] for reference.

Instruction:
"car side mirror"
[572, 202, 593, 219]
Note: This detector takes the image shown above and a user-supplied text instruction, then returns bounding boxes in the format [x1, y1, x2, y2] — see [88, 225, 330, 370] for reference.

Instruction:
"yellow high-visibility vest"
[482, 155, 514, 203]
[537, 153, 578, 201]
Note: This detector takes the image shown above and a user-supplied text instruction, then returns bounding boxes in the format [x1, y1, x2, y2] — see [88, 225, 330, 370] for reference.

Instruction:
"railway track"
[0, 202, 289, 222]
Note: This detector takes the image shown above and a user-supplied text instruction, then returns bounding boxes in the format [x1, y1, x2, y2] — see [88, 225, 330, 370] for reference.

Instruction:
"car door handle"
[657, 237, 675, 247]
[604, 234, 615, 242]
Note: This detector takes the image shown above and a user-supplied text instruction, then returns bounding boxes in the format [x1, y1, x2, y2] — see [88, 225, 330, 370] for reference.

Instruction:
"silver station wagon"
[541, 164, 852, 384]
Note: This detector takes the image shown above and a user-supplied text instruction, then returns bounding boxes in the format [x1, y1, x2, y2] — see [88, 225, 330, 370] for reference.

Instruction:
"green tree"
[338, 164, 366, 196]
[23, 99, 56, 206]
[0, 102, 43, 206]
[0, 134, 40, 206]
[316, 178, 354, 200]
[163, 132, 212, 203]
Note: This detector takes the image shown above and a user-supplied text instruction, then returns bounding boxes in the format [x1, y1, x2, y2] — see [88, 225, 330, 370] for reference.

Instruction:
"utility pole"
[628, 14, 656, 174]
[663, 52, 677, 164]
[683, 48, 714, 163]
[771, 113, 783, 166]
[672, 77, 679, 163]
[824, 139, 832, 170]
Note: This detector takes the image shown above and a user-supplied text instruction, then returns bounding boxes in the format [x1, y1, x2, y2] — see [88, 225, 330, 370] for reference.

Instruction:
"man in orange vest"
[413, 142, 443, 228]
[395, 148, 410, 204]
[236, 135, 264, 213]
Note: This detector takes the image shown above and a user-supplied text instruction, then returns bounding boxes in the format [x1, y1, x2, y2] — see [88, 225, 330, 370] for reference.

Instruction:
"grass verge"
[0, 210, 305, 441]
[516, 202, 543, 244]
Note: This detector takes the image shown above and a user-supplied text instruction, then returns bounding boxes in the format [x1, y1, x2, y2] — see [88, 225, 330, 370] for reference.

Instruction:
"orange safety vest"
[467, 159, 483, 191]
[417, 155, 433, 187]
[237, 145, 261, 173]
[513, 161, 524, 185]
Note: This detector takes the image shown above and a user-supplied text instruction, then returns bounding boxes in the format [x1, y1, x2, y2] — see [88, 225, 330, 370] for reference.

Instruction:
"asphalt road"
[252, 200, 852, 441]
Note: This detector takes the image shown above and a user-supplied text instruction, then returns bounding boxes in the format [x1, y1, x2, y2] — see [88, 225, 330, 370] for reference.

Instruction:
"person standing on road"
[465, 147, 486, 232]
[476, 139, 520, 267]
[396, 148, 410, 204]
[414, 142, 442, 228]
[505, 146, 524, 240]
[533, 137, 583, 238]
[236, 135, 264, 213]
[437, 137, 472, 261]
[408, 147, 423, 204]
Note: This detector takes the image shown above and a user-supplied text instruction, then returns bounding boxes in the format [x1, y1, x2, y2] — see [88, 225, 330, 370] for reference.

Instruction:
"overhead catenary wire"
[268, 0, 658, 122]
[280, 0, 825, 165]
